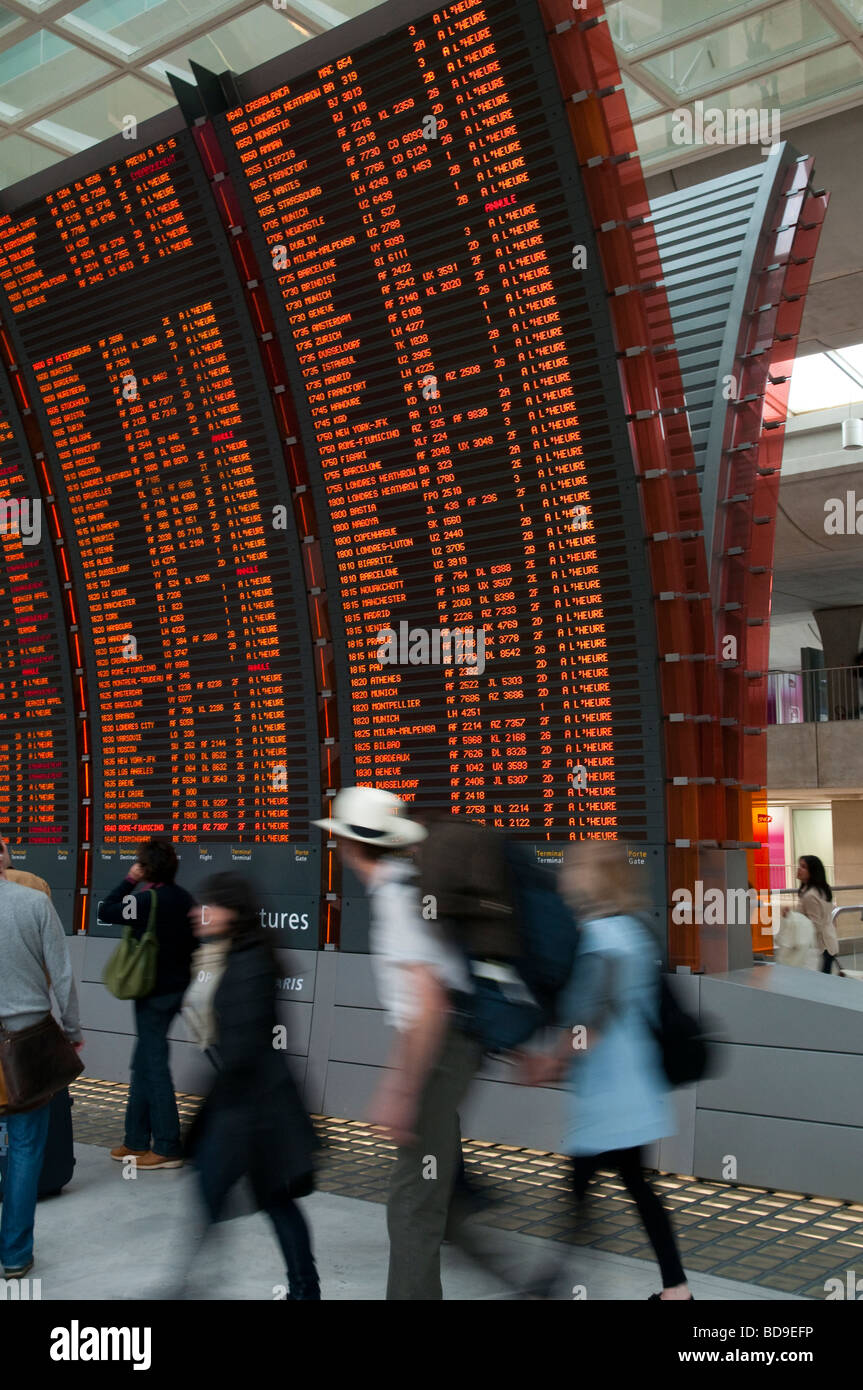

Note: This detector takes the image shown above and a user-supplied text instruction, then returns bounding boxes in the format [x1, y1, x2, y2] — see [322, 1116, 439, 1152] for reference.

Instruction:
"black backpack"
[647, 972, 716, 1087]
[598, 922, 717, 1088]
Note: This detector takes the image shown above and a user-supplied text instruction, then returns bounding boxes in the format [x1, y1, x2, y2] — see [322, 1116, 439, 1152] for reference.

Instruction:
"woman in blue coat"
[522, 841, 691, 1301]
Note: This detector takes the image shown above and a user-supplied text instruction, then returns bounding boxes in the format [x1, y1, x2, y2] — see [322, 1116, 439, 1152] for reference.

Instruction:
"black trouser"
[195, 1120, 320, 1300]
[265, 1192, 320, 1300]
[572, 1146, 686, 1289]
[821, 950, 840, 974]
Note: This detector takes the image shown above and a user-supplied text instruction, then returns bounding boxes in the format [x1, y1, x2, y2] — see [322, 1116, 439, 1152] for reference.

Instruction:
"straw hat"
[313, 786, 427, 848]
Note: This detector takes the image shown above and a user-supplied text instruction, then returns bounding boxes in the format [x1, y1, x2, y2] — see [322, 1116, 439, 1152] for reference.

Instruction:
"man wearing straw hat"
[316, 786, 490, 1299]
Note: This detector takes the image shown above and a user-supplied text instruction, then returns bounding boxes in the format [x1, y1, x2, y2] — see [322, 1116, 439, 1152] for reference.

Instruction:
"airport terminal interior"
[2, 0, 863, 1306]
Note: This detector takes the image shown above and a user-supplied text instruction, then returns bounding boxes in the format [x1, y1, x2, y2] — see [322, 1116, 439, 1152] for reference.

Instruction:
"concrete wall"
[768, 721, 863, 791]
[73, 945, 863, 1202]
[832, 801, 863, 887]
[695, 965, 863, 1203]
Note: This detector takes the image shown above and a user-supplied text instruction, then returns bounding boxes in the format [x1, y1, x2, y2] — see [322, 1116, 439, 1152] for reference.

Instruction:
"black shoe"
[648, 1291, 694, 1300]
[287, 1276, 321, 1301]
[3, 1258, 34, 1279]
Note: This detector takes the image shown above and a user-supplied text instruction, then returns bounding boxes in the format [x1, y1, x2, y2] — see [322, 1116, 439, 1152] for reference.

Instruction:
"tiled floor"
[71, 1077, 863, 1299]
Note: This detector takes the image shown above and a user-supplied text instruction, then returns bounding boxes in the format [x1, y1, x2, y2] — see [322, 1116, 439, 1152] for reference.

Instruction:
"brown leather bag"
[0, 1013, 83, 1115]
[417, 818, 523, 960]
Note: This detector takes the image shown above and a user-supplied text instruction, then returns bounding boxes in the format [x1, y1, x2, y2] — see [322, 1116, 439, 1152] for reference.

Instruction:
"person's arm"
[518, 952, 614, 1086]
[369, 965, 450, 1144]
[40, 901, 83, 1043]
[390, 965, 450, 1092]
[797, 890, 832, 949]
[797, 890, 819, 928]
[98, 873, 150, 936]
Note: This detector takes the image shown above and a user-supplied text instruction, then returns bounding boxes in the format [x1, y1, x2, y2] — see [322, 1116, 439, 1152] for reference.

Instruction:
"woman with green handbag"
[99, 838, 195, 1170]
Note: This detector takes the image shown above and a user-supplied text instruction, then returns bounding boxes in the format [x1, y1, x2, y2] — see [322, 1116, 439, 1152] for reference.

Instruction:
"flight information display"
[0, 133, 321, 931]
[0, 374, 77, 922]
[222, 0, 661, 842]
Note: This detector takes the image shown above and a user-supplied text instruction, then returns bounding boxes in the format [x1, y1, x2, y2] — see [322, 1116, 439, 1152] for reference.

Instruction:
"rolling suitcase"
[0, 1087, 76, 1201]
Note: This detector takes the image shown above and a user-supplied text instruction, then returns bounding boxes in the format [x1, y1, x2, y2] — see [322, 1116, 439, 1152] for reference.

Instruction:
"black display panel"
[220, 0, 664, 915]
[0, 132, 321, 939]
[0, 370, 77, 927]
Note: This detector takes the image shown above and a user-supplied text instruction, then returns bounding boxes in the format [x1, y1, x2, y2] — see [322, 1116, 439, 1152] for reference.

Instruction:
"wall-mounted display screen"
[0, 0, 668, 948]
[0, 378, 77, 925]
[221, 0, 661, 850]
[0, 133, 321, 935]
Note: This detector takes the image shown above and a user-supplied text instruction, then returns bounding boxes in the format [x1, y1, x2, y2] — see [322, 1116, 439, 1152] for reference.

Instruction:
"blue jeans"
[0, 1103, 51, 1269]
[125, 991, 185, 1158]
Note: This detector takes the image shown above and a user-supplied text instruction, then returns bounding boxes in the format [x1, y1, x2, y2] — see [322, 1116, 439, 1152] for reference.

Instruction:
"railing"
[773, 882, 863, 910]
[765, 886, 863, 971]
[768, 666, 863, 724]
[832, 904, 863, 974]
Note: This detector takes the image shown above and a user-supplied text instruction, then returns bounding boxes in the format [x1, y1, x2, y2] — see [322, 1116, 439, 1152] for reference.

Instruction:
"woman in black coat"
[187, 872, 319, 1300]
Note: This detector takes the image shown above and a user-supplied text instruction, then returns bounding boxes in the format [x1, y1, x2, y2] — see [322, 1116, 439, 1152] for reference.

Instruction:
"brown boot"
[135, 1152, 184, 1170]
[110, 1145, 148, 1161]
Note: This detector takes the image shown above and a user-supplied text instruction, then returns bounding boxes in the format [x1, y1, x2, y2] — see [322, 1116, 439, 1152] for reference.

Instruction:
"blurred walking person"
[520, 841, 691, 1301]
[101, 838, 195, 1169]
[786, 854, 841, 975]
[0, 869, 83, 1277]
[317, 788, 520, 1300]
[184, 872, 319, 1300]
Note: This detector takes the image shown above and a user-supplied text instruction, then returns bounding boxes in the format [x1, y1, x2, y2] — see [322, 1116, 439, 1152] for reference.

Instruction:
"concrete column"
[698, 848, 754, 974]
[814, 608, 863, 718]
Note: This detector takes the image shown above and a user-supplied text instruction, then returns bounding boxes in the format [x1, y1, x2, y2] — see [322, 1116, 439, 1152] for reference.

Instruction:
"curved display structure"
[0, 0, 824, 976]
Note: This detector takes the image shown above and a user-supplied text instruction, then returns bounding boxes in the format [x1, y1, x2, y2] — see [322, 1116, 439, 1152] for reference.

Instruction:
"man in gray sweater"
[0, 870, 83, 1277]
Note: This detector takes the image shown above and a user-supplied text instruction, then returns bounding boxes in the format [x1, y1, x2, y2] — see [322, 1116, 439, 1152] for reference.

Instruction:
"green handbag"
[102, 889, 159, 1000]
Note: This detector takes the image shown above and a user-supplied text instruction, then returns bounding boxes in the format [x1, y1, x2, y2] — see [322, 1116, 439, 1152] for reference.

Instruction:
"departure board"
[222, 0, 662, 846]
[0, 133, 321, 933]
[0, 373, 77, 925]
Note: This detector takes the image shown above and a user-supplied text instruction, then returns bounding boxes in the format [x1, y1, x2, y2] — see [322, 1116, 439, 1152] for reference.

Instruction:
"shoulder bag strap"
[142, 888, 158, 939]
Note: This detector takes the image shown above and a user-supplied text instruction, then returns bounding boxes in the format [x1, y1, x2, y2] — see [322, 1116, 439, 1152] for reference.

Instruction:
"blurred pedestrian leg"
[573, 1148, 685, 1288]
[386, 1027, 480, 1299]
[387, 1027, 520, 1299]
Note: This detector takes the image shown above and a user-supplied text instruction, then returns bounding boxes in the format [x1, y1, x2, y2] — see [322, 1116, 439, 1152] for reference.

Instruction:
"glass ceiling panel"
[0, 132, 66, 188]
[834, 0, 863, 25]
[631, 110, 679, 163]
[788, 351, 863, 413]
[719, 44, 863, 115]
[27, 117, 96, 151]
[607, 0, 771, 55]
[620, 72, 661, 118]
[58, 0, 252, 59]
[0, 7, 23, 36]
[154, 6, 309, 82]
[835, 346, 863, 382]
[640, 0, 838, 97]
[634, 44, 863, 164]
[287, 0, 374, 22]
[43, 72, 176, 142]
[0, 31, 113, 115]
